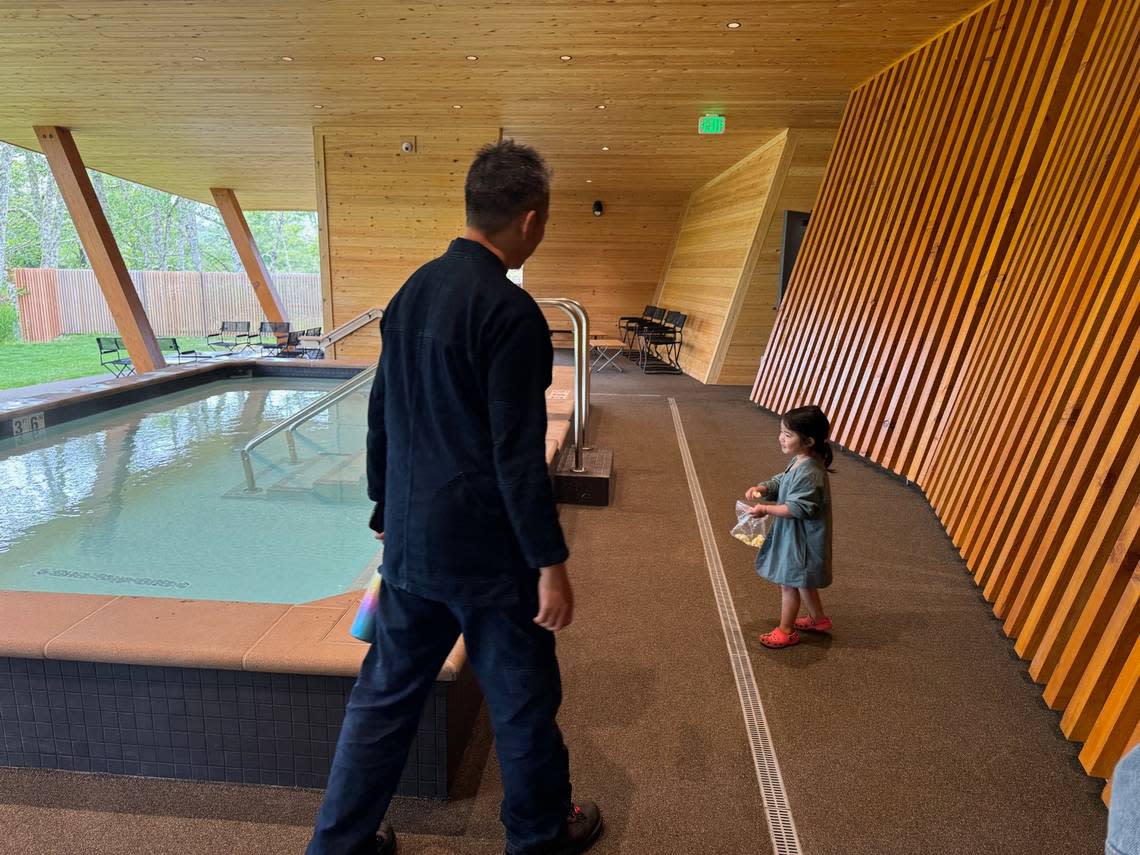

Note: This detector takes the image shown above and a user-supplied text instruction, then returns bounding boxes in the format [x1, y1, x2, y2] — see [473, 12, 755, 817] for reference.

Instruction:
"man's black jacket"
[366, 238, 569, 605]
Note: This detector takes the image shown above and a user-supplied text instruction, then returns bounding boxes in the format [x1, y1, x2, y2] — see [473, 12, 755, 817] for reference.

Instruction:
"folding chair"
[297, 327, 325, 359]
[207, 320, 253, 352]
[157, 337, 210, 363]
[618, 305, 657, 353]
[590, 338, 626, 373]
[97, 337, 134, 376]
[273, 330, 308, 359]
[628, 306, 669, 361]
[252, 321, 291, 355]
[642, 311, 687, 374]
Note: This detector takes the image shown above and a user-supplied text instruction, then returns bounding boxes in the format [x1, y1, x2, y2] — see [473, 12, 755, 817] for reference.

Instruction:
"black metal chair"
[97, 336, 133, 376]
[252, 321, 291, 355]
[618, 305, 654, 347]
[618, 305, 660, 353]
[628, 306, 670, 364]
[641, 311, 687, 374]
[157, 337, 208, 363]
[273, 330, 315, 359]
[299, 327, 325, 359]
[206, 320, 253, 352]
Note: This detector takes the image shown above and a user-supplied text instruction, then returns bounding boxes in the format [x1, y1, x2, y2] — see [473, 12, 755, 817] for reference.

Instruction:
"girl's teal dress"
[755, 456, 833, 589]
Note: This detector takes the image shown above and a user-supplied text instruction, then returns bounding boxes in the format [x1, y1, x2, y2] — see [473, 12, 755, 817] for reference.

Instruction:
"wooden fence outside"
[13, 268, 322, 342]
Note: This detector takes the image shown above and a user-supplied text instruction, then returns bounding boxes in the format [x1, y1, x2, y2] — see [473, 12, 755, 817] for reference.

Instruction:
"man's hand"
[745, 485, 766, 501]
[368, 504, 385, 541]
[534, 563, 574, 631]
[749, 504, 769, 518]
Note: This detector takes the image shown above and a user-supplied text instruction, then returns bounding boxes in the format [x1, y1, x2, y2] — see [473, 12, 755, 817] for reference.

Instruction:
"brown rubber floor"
[0, 355, 1107, 854]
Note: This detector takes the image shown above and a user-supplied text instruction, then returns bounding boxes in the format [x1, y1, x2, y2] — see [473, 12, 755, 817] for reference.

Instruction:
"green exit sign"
[698, 114, 726, 134]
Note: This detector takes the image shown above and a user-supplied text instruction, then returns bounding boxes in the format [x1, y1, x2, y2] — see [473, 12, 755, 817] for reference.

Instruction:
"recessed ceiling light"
[466, 55, 479, 61]
[281, 55, 294, 62]
[601, 145, 609, 151]
[596, 104, 607, 110]
[452, 104, 463, 109]
[726, 20, 742, 29]
[313, 104, 324, 109]
[372, 55, 386, 61]
[193, 56, 205, 62]
[560, 55, 572, 61]
[586, 179, 593, 183]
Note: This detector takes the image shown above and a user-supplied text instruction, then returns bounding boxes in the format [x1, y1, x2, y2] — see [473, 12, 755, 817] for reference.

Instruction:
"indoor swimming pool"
[0, 377, 379, 604]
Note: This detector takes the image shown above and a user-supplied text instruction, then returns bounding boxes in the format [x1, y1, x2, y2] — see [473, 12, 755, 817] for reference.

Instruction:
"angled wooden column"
[34, 126, 165, 373]
[210, 188, 288, 325]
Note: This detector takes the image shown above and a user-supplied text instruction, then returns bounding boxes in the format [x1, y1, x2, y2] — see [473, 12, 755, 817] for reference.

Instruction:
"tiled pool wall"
[0, 361, 364, 441]
[0, 656, 482, 798]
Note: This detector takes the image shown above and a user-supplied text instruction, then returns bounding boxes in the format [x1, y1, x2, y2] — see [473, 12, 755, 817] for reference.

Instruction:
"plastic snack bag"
[731, 500, 771, 549]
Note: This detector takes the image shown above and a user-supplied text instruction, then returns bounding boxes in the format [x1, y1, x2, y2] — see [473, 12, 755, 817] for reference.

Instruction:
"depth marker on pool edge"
[668, 398, 802, 855]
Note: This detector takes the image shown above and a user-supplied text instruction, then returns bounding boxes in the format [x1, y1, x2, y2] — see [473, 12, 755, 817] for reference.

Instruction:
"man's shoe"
[506, 801, 603, 855]
[376, 818, 397, 855]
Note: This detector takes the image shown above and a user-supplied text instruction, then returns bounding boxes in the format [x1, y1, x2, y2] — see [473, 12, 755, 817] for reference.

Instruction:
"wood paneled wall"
[316, 128, 684, 356]
[523, 191, 685, 337]
[315, 126, 500, 360]
[655, 133, 787, 383]
[652, 129, 834, 385]
[716, 130, 834, 385]
[752, 0, 1140, 790]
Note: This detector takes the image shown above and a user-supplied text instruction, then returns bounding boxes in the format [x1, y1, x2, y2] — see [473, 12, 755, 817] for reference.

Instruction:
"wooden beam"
[210, 187, 288, 325]
[34, 126, 164, 373]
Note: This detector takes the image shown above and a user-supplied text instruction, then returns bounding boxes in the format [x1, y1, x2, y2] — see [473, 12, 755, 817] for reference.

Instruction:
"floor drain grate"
[669, 398, 803, 855]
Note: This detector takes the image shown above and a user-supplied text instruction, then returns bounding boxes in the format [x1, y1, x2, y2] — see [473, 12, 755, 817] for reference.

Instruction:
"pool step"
[312, 450, 368, 503]
[265, 452, 356, 499]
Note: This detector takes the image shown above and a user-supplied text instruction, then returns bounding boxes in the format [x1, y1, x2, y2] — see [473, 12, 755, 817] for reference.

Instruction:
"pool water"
[0, 378, 380, 604]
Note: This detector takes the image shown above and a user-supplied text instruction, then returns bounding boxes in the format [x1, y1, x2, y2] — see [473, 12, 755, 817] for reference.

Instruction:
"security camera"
[592, 200, 604, 217]
[400, 140, 415, 154]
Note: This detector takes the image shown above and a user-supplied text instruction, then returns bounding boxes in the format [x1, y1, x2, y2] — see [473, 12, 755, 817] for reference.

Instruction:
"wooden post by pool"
[210, 187, 289, 326]
[34, 126, 165, 373]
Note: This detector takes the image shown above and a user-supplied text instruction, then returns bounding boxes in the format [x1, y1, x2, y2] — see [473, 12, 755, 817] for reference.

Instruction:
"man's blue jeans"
[1108, 743, 1140, 855]
[307, 578, 572, 855]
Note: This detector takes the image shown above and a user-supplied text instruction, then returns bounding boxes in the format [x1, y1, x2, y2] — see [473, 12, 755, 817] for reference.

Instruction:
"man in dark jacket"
[307, 140, 601, 855]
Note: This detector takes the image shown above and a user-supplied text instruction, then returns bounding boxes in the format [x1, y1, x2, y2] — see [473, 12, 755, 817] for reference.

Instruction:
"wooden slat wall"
[716, 129, 835, 385]
[751, 0, 1140, 789]
[656, 133, 788, 383]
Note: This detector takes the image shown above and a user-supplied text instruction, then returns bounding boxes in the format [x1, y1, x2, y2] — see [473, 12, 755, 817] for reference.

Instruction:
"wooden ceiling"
[0, 1, 981, 210]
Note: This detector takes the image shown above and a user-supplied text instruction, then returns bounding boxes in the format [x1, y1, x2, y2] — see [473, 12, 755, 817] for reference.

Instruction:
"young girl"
[744, 405, 834, 649]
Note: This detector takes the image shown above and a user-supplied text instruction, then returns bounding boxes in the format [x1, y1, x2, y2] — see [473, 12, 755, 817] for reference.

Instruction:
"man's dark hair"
[465, 140, 552, 234]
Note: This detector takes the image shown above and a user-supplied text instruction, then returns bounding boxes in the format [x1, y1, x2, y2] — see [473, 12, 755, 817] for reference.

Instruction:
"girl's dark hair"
[465, 139, 552, 234]
[783, 405, 835, 470]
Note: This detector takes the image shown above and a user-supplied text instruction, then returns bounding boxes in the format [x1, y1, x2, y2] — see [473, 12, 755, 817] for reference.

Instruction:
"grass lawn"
[0, 335, 213, 391]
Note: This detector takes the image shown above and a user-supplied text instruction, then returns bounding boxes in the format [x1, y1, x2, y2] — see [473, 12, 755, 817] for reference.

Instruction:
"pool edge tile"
[297, 592, 362, 610]
[43, 597, 291, 671]
[0, 591, 119, 660]
[242, 606, 365, 677]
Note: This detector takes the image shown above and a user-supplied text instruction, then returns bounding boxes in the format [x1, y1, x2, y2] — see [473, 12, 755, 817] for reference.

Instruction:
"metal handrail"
[299, 307, 383, 352]
[240, 367, 375, 491]
[535, 298, 590, 472]
[239, 297, 592, 489]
